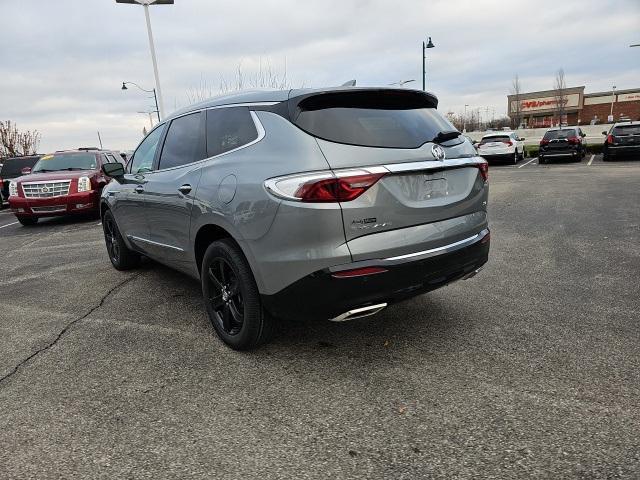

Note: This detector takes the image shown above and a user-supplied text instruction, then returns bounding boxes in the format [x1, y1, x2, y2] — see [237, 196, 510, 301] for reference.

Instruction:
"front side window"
[206, 107, 258, 157]
[130, 125, 164, 174]
[158, 112, 205, 170]
[32, 153, 97, 173]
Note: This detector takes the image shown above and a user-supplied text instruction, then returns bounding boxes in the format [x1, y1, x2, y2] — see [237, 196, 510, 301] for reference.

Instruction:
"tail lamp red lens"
[607, 134, 615, 144]
[295, 172, 385, 203]
[567, 136, 580, 145]
[476, 162, 489, 181]
[503, 140, 513, 146]
[540, 138, 550, 145]
[332, 266, 388, 278]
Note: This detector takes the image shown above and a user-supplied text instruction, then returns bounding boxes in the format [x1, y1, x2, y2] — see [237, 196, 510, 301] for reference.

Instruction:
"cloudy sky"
[1, 0, 639, 152]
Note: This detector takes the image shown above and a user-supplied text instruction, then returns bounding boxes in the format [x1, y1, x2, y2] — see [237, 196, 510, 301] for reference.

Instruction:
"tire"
[201, 239, 273, 350]
[102, 210, 140, 270]
[17, 216, 38, 226]
[513, 151, 518, 165]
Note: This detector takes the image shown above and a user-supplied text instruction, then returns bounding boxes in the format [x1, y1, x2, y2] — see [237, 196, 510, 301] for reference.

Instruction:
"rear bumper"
[262, 229, 490, 321]
[539, 148, 579, 157]
[606, 145, 640, 157]
[480, 152, 515, 162]
[9, 191, 99, 217]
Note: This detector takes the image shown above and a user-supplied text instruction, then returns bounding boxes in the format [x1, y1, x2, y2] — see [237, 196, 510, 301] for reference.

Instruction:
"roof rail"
[78, 147, 100, 151]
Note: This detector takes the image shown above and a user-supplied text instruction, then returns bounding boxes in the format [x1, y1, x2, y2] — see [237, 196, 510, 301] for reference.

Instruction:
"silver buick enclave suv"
[100, 87, 490, 350]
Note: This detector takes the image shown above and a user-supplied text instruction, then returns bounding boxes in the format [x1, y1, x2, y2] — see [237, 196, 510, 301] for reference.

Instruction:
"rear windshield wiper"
[432, 130, 461, 144]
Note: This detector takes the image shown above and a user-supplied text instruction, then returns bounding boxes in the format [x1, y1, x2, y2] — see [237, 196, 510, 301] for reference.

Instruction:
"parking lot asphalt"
[1, 156, 639, 479]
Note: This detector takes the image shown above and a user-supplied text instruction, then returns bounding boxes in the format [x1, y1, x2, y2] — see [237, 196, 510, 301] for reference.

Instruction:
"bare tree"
[511, 74, 523, 129]
[186, 59, 296, 105]
[0, 121, 40, 157]
[553, 69, 567, 126]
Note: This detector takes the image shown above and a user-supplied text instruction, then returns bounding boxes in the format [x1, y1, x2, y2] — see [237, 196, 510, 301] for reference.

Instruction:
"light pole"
[422, 37, 435, 91]
[115, 0, 172, 119]
[463, 104, 469, 132]
[122, 82, 161, 122]
[389, 79, 416, 87]
[610, 85, 617, 121]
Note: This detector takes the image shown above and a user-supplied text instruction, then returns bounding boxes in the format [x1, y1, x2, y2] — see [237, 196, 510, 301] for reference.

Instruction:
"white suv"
[476, 131, 524, 164]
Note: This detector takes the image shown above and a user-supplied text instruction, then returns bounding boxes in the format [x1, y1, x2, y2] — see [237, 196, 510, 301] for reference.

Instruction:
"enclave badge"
[431, 144, 446, 160]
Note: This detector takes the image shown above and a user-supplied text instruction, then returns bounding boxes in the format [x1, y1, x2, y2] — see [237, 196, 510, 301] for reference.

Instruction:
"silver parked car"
[100, 87, 490, 349]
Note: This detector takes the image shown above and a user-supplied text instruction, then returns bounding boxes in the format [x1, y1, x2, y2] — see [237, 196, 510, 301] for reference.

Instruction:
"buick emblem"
[431, 144, 446, 161]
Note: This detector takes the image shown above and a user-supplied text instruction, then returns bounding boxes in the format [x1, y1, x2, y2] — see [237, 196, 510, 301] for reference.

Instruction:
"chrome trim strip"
[329, 228, 489, 272]
[385, 230, 485, 261]
[148, 111, 266, 174]
[329, 303, 387, 322]
[383, 156, 485, 173]
[127, 235, 184, 252]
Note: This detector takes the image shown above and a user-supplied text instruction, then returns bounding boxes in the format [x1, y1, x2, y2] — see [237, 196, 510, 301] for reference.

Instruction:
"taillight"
[607, 134, 615, 144]
[332, 266, 388, 278]
[503, 140, 513, 146]
[265, 168, 387, 203]
[567, 136, 580, 145]
[476, 161, 489, 181]
[540, 139, 550, 146]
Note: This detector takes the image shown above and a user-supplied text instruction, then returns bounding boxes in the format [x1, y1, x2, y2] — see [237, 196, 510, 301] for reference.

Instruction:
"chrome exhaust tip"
[329, 303, 387, 322]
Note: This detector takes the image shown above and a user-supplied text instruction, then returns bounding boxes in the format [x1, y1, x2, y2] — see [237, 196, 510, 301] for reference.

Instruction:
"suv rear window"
[0, 156, 40, 177]
[543, 129, 576, 140]
[612, 125, 640, 135]
[291, 91, 455, 149]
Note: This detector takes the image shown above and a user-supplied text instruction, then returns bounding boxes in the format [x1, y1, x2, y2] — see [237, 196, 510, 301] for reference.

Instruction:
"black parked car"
[602, 122, 640, 161]
[0, 155, 41, 207]
[538, 127, 586, 164]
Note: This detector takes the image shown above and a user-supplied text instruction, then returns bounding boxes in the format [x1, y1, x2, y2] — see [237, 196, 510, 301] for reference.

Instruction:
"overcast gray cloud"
[1, 0, 638, 152]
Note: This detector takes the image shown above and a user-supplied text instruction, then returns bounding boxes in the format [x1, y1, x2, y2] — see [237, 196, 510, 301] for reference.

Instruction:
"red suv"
[8, 148, 123, 226]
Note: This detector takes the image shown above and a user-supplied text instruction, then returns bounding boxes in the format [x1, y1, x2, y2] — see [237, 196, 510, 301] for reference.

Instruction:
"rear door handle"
[178, 184, 192, 195]
[135, 185, 144, 194]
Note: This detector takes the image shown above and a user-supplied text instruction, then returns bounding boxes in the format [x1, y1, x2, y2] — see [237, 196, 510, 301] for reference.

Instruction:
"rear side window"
[158, 112, 206, 170]
[291, 91, 454, 149]
[206, 107, 258, 157]
[612, 125, 640, 135]
[543, 129, 576, 140]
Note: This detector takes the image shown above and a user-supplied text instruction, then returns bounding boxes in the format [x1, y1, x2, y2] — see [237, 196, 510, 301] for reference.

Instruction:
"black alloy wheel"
[206, 257, 244, 336]
[201, 239, 274, 350]
[102, 210, 140, 270]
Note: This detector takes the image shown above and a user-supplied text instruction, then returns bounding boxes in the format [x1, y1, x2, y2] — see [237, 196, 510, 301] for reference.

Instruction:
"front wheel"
[17, 216, 38, 226]
[102, 210, 140, 270]
[201, 239, 273, 350]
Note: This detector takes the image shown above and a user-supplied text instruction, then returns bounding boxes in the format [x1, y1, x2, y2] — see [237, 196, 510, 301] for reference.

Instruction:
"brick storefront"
[508, 87, 640, 127]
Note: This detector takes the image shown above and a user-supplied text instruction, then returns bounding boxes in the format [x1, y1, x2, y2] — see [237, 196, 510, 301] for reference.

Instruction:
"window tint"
[158, 112, 205, 170]
[130, 125, 164, 174]
[479, 135, 510, 144]
[612, 124, 640, 135]
[543, 129, 576, 140]
[32, 153, 97, 173]
[292, 91, 454, 149]
[0, 156, 40, 176]
[206, 107, 258, 157]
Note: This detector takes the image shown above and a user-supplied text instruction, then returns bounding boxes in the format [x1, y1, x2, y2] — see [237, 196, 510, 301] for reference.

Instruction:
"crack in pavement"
[0, 273, 140, 387]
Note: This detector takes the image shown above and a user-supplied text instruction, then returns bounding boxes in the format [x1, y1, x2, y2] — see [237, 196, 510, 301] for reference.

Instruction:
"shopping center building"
[507, 86, 640, 128]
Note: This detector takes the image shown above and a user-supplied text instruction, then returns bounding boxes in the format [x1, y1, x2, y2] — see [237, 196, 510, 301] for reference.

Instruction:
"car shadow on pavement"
[18, 214, 99, 230]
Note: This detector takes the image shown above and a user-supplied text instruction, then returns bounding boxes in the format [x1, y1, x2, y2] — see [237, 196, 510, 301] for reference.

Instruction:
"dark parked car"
[602, 121, 640, 161]
[0, 155, 41, 208]
[7, 149, 122, 225]
[538, 127, 586, 164]
[99, 87, 490, 350]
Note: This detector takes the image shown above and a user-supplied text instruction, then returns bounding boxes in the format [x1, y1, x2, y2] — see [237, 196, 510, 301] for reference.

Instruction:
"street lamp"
[610, 85, 617, 121]
[463, 104, 469, 132]
[115, 0, 173, 119]
[389, 79, 416, 87]
[422, 37, 435, 91]
[122, 81, 161, 122]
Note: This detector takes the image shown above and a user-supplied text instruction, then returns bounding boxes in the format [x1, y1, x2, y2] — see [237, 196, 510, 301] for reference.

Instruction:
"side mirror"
[602, 131, 607, 135]
[21, 167, 32, 175]
[519, 137, 526, 141]
[102, 162, 125, 178]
